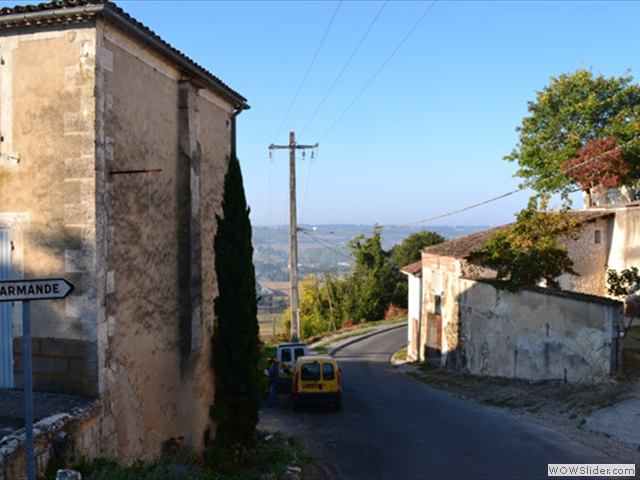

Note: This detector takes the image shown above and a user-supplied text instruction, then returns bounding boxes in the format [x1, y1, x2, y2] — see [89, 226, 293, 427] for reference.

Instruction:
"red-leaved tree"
[563, 137, 631, 205]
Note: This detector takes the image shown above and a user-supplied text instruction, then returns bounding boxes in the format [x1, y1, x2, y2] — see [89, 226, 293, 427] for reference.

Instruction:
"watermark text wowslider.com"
[548, 464, 635, 477]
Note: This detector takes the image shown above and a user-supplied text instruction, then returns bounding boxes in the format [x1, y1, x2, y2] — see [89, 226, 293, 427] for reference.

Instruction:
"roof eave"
[0, 2, 250, 111]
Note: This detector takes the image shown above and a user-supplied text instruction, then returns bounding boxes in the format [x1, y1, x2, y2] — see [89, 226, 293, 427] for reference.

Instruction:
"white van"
[275, 342, 308, 388]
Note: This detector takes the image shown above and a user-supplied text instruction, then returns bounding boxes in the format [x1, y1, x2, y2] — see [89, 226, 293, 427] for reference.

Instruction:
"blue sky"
[8, 0, 640, 227]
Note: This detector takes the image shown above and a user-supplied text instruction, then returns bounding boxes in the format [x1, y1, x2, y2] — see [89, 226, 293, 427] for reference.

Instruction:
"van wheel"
[294, 402, 301, 412]
[335, 401, 341, 411]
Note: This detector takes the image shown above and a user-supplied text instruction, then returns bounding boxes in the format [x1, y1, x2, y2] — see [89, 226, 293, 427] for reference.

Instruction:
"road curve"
[303, 325, 615, 479]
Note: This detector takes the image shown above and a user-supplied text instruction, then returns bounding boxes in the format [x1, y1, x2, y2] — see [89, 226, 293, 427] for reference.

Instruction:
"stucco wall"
[457, 280, 623, 384]
[95, 20, 233, 461]
[0, 26, 99, 395]
[420, 254, 461, 366]
[0, 15, 238, 464]
[405, 273, 421, 361]
[607, 207, 640, 271]
[559, 216, 613, 296]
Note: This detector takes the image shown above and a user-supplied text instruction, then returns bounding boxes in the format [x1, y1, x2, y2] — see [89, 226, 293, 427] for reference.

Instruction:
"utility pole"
[269, 132, 318, 343]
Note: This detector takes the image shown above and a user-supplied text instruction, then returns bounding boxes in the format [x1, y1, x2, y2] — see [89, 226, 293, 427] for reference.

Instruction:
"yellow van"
[291, 355, 342, 411]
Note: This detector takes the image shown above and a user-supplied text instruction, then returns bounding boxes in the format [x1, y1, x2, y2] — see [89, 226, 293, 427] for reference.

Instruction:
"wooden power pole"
[269, 132, 318, 343]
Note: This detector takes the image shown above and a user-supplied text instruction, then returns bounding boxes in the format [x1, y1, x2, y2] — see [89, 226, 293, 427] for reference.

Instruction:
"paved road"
[300, 325, 616, 479]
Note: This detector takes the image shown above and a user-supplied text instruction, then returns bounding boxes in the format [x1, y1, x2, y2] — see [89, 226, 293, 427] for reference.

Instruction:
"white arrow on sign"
[0, 278, 75, 302]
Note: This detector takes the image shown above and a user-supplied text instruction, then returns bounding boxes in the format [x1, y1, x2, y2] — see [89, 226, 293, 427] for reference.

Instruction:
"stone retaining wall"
[0, 400, 101, 480]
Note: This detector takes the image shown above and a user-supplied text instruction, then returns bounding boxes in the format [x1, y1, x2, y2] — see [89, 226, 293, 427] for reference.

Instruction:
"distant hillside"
[252, 224, 490, 283]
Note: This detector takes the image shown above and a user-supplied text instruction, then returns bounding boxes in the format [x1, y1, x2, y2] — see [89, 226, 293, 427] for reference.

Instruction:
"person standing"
[268, 359, 280, 406]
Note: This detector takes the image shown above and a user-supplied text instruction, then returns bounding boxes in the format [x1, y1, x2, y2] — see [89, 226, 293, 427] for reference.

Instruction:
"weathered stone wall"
[0, 401, 101, 480]
[0, 25, 99, 396]
[456, 280, 624, 384]
[559, 216, 613, 296]
[12, 338, 97, 395]
[420, 254, 461, 365]
[406, 273, 421, 361]
[95, 20, 233, 462]
[0, 15, 237, 465]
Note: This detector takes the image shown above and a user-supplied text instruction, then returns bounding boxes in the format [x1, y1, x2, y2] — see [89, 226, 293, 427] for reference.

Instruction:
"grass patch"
[392, 347, 408, 362]
[258, 312, 286, 343]
[312, 329, 375, 350]
[417, 362, 439, 373]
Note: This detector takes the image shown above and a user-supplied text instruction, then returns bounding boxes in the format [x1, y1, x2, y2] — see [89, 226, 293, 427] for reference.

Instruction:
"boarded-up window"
[431, 268, 444, 296]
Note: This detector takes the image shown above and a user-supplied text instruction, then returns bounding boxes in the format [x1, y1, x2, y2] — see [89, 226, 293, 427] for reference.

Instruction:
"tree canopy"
[391, 230, 445, 269]
[470, 196, 581, 292]
[505, 69, 640, 197]
[563, 137, 632, 204]
[342, 228, 399, 322]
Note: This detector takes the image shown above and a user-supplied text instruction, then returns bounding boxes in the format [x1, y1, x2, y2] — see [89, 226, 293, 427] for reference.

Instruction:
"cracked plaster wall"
[0, 18, 235, 465]
[420, 253, 624, 384]
[0, 26, 98, 395]
[558, 216, 613, 296]
[95, 20, 232, 462]
[457, 280, 623, 384]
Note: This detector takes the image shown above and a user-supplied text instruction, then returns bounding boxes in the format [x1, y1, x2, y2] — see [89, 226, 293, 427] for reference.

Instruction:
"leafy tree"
[343, 228, 400, 322]
[298, 273, 340, 339]
[211, 152, 260, 447]
[470, 196, 582, 292]
[505, 69, 640, 196]
[563, 137, 632, 205]
[607, 267, 640, 335]
[391, 230, 445, 269]
[607, 266, 640, 298]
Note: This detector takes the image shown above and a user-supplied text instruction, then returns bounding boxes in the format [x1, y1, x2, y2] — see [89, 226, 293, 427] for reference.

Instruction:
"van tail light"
[336, 368, 341, 387]
[294, 373, 299, 393]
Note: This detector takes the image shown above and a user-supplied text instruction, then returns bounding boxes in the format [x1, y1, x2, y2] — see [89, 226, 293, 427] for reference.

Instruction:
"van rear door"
[299, 360, 338, 393]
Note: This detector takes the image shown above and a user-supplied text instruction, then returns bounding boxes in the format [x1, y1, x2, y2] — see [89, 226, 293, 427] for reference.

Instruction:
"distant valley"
[252, 224, 489, 283]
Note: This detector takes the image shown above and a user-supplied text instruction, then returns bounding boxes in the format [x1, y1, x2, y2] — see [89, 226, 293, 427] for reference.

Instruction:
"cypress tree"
[211, 151, 260, 447]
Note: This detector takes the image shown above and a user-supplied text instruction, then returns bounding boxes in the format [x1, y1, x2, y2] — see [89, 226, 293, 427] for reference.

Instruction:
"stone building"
[405, 208, 633, 383]
[0, 0, 249, 461]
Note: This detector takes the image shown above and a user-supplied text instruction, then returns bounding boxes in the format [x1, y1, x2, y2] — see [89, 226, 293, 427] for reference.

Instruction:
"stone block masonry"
[13, 338, 98, 397]
[0, 399, 100, 480]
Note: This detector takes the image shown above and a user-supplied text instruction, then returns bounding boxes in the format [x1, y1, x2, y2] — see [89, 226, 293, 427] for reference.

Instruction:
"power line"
[298, 1, 389, 141]
[301, 136, 640, 237]
[253, 229, 289, 243]
[300, 146, 320, 224]
[319, 0, 438, 143]
[271, 1, 343, 144]
[302, 188, 525, 237]
[299, 229, 353, 262]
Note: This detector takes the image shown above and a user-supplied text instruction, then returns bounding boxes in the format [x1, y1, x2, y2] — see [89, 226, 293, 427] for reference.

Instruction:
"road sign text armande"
[0, 283, 60, 298]
[0, 278, 74, 301]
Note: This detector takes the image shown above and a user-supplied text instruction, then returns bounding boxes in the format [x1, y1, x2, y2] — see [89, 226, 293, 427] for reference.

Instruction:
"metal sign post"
[0, 278, 74, 480]
[22, 300, 33, 480]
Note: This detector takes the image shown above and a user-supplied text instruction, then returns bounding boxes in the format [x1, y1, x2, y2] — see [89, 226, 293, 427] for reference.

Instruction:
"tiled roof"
[401, 260, 422, 276]
[422, 225, 509, 259]
[422, 208, 616, 260]
[0, 0, 249, 109]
